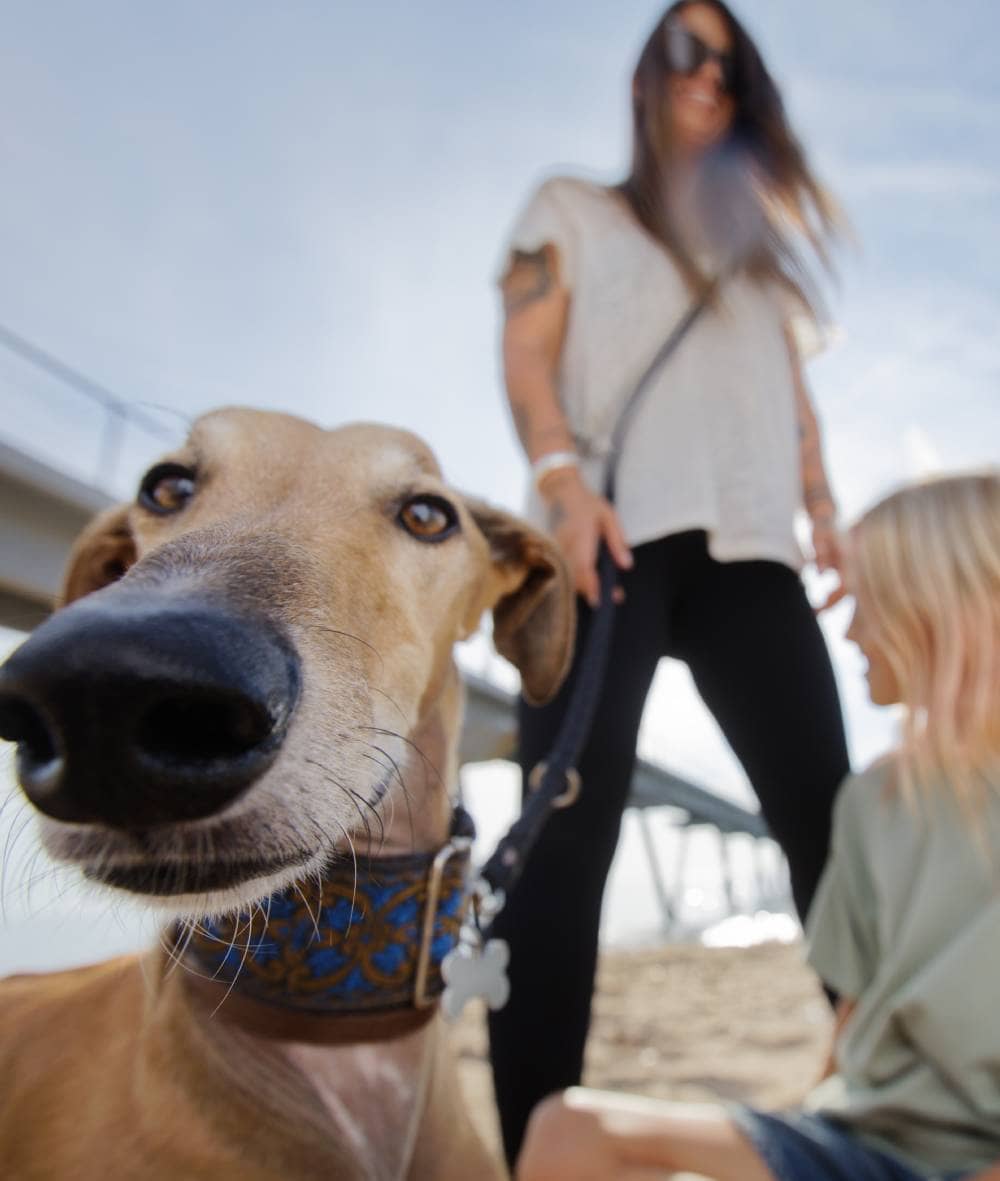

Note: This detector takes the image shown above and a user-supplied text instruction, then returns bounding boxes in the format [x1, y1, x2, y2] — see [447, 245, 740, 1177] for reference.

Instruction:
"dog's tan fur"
[0, 408, 574, 1180]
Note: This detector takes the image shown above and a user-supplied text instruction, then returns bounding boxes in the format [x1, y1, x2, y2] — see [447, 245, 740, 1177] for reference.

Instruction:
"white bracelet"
[532, 450, 579, 487]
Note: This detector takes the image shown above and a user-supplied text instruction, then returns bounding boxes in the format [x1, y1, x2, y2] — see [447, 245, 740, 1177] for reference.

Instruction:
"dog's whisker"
[19, 859, 68, 906]
[161, 917, 197, 979]
[362, 726, 446, 795]
[363, 743, 418, 852]
[230, 908, 257, 943]
[294, 883, 322, 946]
[367, 685, 411, 730]
[304, 815, 345, 877]
[0, 804, 29, 919]
[357, 750, 412, 851]
[358, 718, 425, 793]
[205, 907, 259, 1020]
[357, 749, 401, 794]
[340, 783, 382, 858]
[309, 868, 328, 944]
[2, 802, 33, 876]
[3, 810, 43, 913]
[175, 909, 257, 1010]
[21, 852, 72, 921]
[347, 802, 375, 858]
[262, 891, 274, 949]
[309, 625, 386, 677]
[158, 921, 183, 975]
[220, 914, 242, 988]
[176, 955, 240, 989]
[18, 846, 43, 913]
[346, 788, 385, 856]
[248, 898, 266, 955]
[0, 787, 26, 828]
[367, 744, 409, 799]
[330, 818, 359, 937]
[304, 756, 381, 853]
[10, 869, 63, 921]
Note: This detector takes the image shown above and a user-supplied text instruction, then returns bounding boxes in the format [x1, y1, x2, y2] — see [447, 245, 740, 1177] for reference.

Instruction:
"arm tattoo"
[502, 246, 556, 316]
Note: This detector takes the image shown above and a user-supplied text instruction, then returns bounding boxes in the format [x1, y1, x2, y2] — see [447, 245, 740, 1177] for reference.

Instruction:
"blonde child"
[516, 471, 1000, 1181]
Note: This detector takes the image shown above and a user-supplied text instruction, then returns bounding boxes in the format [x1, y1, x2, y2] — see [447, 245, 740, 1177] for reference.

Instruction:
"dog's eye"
[138, 463, 197, 516]
[397, 495, 460, 542]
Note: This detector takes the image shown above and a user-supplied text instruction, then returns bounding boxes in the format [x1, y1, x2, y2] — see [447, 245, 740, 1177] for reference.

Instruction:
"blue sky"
[0, 1, 998, 824]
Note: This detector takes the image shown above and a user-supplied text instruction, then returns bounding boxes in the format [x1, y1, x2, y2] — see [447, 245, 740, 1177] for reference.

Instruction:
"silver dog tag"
[441, 937, 510, 1021]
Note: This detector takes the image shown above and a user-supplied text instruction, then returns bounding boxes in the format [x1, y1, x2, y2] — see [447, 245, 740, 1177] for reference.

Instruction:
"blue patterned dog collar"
[179, 810, 474, 1043]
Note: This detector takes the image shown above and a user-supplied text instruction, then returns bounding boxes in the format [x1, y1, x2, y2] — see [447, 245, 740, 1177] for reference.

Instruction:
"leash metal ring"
[528, 761, 581, 810]
[414, 835, 472, 1009]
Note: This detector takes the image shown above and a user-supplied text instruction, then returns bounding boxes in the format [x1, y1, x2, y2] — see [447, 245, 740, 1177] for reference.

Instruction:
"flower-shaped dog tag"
[441, 938, 510, 1021]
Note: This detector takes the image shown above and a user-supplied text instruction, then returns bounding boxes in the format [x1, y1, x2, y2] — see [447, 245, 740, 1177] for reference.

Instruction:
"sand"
[452, 939, 832, 1169]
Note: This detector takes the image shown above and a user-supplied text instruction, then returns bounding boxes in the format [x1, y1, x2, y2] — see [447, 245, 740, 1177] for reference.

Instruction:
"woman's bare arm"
[501, 246, 631, 606]
[501, 244, 574, 461]
[785, 327, 843, 608]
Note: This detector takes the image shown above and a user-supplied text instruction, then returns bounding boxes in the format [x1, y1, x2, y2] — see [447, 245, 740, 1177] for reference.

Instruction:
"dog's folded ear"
[467, 501, 575, 706]
[58, 504, 138, 608]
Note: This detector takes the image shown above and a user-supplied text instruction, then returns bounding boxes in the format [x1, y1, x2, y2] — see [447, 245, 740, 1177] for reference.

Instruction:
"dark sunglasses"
[663, 25, 736, 93]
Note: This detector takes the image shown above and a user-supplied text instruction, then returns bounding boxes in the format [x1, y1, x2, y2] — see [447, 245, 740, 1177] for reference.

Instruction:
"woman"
[489, 0, 850, 1167]
[516, 471, 1000, 1181]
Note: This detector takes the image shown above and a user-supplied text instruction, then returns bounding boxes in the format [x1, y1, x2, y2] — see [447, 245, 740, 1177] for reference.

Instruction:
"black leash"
[478, 281, 720, 912]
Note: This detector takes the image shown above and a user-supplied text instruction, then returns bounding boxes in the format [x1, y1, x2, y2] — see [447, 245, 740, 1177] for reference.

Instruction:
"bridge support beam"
[0, 440, 111, 632]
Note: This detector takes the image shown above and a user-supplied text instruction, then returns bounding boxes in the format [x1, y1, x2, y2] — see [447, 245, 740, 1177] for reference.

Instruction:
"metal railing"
[0, 322, 180, 491]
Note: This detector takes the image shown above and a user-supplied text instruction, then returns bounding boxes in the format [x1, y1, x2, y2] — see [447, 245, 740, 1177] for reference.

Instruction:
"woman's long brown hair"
[621, 0, 842, 304]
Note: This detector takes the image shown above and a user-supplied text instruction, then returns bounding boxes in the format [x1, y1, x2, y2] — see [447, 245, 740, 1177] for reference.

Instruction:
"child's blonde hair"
[850, 471, 1000, 806]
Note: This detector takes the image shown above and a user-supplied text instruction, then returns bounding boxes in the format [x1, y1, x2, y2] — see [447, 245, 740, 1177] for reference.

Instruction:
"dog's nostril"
[135, 694, 275, 765]
[0, 697, 59, 768]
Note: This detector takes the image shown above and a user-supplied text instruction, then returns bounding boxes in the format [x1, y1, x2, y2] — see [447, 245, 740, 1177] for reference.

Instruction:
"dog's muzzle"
[0, 590, 300, 829]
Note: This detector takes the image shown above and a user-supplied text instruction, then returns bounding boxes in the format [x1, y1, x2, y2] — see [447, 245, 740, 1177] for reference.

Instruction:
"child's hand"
[816, 997, 857, 1082]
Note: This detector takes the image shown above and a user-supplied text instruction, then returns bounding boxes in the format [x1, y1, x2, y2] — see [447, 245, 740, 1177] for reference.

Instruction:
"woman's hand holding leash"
[537, 465, 632, 608]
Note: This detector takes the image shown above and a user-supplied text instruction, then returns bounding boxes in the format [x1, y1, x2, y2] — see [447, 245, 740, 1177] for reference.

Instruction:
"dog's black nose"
[0, 594, 300, 828]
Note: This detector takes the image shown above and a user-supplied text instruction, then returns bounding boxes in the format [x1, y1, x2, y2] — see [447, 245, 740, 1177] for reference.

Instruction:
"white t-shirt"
[502, 175, 814, 570]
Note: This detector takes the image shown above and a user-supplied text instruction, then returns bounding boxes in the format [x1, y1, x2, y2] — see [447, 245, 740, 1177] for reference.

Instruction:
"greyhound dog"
[0, 408, 574, 1181]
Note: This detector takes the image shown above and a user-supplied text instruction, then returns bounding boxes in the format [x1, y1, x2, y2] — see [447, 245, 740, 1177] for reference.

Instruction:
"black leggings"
[487, 531, 849, 1167]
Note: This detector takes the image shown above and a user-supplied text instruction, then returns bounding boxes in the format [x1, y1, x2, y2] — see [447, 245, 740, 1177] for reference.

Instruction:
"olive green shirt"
[805, 759, 1000, 1176]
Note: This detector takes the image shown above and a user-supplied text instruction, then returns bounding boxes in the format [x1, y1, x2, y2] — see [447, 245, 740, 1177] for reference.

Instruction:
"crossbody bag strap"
[602, 278, 720, 501]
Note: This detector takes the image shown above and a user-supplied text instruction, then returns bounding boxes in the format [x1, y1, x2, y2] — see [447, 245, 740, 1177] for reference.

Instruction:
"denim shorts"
[730, 1108, 971, 1181]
